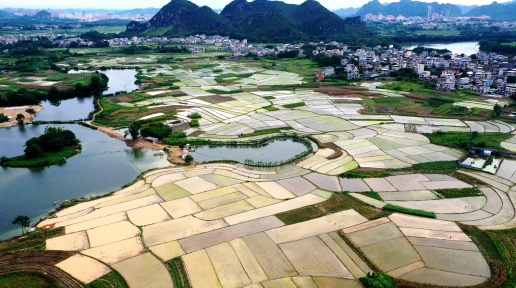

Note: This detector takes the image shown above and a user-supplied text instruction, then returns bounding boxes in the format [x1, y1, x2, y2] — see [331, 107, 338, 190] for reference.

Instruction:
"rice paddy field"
[5, 56, 516, 288]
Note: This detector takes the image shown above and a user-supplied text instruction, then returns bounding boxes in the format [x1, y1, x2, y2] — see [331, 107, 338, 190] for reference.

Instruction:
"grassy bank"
[0, 146, 80, 168]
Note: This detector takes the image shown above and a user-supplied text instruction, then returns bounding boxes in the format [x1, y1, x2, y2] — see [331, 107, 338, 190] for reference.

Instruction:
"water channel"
[0, 69, 167, 240]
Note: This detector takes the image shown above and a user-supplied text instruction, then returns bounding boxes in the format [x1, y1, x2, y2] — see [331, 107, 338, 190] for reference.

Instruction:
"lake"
[0, 124, 171, 240]
[189, 138, 310, 164]
[404, 41, 479, 55]
[0, 69, 166, 240]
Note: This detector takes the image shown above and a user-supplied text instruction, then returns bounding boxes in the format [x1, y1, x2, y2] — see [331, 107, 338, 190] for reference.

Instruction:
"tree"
[125, 121, 142, 140]
[15, 113, 25, 126]
[24, 143, 43, 159]
[12, 215, 31, 235]
[184, 154, 194, 165]
[493, 104, 503, 118]
[25, 108, 36, 120]
[507, 76, 516, 84]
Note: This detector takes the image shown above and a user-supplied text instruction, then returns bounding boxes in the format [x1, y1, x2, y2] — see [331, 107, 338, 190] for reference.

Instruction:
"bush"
[189, 119, 200, 127]
[184, 154, 194, 165]
[359, 272, 396, 288]
[188, 112, 202, 119]
[0, 113, 8, 123]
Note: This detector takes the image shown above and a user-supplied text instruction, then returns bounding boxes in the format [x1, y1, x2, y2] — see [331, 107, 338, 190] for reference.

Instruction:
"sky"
[0, 0, 509, 10]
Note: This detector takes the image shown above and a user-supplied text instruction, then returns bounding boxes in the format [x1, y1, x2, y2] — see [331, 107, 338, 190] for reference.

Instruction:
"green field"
[86, 271, 128, 288]
[427, 131, 513, 151]
[0, 272, 57, 288]
[488, 229, 516, 287]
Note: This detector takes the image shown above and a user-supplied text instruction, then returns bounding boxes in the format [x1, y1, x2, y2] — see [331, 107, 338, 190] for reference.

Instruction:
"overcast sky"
[0, 0, 508, 10]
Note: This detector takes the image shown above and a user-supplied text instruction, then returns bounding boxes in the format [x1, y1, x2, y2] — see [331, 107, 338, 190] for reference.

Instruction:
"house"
[323, 66, 335, 77]
[506, 84, 516, 96]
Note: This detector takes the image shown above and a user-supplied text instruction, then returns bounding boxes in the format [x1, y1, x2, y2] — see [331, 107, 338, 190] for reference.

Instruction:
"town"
[2, 32, 516, 98]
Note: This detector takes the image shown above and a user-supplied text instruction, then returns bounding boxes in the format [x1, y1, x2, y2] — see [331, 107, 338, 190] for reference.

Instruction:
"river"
[404, 41, 480, 55]
[0, 69, 168, 240]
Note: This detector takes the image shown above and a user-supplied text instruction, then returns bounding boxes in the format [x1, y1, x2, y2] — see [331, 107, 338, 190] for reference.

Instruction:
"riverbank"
[0, 105, 42, 128]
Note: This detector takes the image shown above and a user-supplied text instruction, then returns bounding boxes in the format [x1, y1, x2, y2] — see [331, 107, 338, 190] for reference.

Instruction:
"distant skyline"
[0, 0, 512, 10]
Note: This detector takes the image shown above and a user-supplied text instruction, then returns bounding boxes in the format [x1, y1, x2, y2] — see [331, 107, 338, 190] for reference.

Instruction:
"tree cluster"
[141, 123, 173, 140]
[389, 68, 419, 80]
[24, 126, 79, 159]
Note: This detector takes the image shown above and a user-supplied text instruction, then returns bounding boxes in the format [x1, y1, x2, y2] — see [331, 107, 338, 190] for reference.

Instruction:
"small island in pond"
[0, 126, 81, 168]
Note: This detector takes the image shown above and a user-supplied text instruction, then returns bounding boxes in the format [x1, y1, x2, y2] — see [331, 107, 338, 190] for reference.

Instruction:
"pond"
[404, 41, 479, 55]
[0, 124, 171, 240]
[35, 69, 138, 122]
[189, 137, 310, 164]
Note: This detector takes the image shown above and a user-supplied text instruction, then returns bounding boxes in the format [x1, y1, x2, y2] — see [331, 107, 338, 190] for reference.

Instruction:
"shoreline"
[0, 105, 43, 128]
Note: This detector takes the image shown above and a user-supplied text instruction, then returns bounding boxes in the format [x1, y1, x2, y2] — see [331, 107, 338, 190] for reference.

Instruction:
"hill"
[126, 0, 374, 43]
[356, 0, 462, 17]
[466, 1, 516, 20]
[0, 10, 16, 19]
[32, 10, 51, 19]
[333, 7, 359, 18]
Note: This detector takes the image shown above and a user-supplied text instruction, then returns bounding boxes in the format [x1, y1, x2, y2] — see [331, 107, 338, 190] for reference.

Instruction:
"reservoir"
[404, 41, 479, 55]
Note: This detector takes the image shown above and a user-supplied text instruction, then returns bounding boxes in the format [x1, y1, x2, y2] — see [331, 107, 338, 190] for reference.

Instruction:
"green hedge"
[282, 102, 306, 108]
[383, 204, 436, 218]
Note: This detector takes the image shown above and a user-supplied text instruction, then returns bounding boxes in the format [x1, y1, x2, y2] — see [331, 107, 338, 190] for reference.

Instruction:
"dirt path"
[97, 127, 166, 150]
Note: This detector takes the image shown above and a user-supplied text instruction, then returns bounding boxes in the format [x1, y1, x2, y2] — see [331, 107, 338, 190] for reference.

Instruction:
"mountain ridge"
[466, 1, 516, 20]
[125, 0, 373, 43]
[356, 0, 462, 17]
